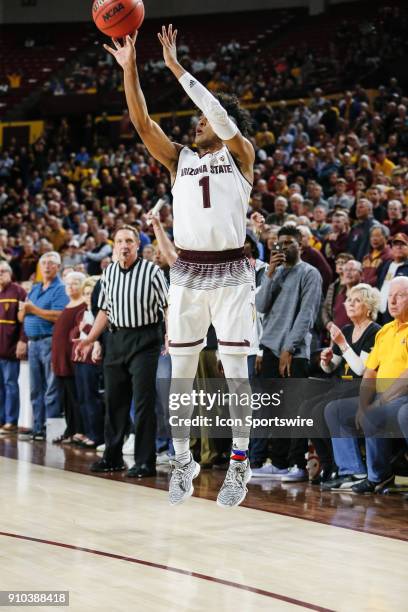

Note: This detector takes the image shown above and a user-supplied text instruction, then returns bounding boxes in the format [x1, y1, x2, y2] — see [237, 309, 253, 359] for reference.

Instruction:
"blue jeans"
[247, 355, 256, 381]
[0, 359, 20, 424]
[155, 350, 174, 453]
[325, 396, 408, 482]
[28, 337, 60, 433]
[75, 363, 104, 444]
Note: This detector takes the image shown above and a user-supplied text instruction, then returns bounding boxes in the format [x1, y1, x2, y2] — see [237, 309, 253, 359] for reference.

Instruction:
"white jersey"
[172, 145, 252, 251]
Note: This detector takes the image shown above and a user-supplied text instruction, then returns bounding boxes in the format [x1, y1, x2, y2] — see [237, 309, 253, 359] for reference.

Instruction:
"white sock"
[170, 354, 200, 466]
[172, 438, 191, 465]
[220, 353, 251, 460]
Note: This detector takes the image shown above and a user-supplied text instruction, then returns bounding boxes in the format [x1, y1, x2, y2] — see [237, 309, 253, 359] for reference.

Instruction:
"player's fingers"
[132, 30, 138, 44]
[161, 25, 168, 45]
[173, 29, 178, 44]
[112, 38, 121, 49]
[103, 44, 115, 56]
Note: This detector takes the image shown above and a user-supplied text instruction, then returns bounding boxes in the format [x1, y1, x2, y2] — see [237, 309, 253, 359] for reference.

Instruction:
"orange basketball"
[92, 0, 145, 38]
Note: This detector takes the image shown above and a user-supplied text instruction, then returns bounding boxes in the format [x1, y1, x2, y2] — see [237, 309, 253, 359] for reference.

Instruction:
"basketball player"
[105, 25, 255, 508]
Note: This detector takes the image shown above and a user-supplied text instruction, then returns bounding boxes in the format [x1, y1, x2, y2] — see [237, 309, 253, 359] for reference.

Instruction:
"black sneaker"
[322, 474, 366, 491]
[32, 431, 46, 441]
[311, 467, 338, 486]
[351, 475, 394, 495]
[90, 458, 126, 473]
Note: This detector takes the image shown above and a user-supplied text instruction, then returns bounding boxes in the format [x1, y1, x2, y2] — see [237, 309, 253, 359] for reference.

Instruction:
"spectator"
[374, 146, 396, 178]
[61, 240, 84, 268]
[142, 244, 156, 262]
[384, 200, 408, 237]
[367, 186, 387, 223]
[70, 276, 104, 448]
[321, 253, 355, 331]
[18, 252, 69, 440]
[361, 226, 393, 286]
[327, 178, 354, 210]
[84, 229, 112, 275]
[324, 277, 408, 494]
[377, 233, 408, 323]
[306, 284, 381, 484]
[265, 196, 289, 226]
[45, 216, 67, 252]
[51, 271, 87, 445]
[11, 236, 39, 281]
[321, 211, 350, 271]
[298, 225, 333, 296]
[0, 261, 27, 434]
[311, 205, 332, 243]
[347, 199, 379, 261]
[328, 259, 362, 330]
[252, 225, 322, 480]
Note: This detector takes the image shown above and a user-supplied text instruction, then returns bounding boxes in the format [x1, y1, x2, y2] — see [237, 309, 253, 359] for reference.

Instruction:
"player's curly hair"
[214, 93, 253, 137]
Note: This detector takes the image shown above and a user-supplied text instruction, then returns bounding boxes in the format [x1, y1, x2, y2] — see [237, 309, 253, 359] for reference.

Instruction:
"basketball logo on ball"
[92, 0, 145, 38]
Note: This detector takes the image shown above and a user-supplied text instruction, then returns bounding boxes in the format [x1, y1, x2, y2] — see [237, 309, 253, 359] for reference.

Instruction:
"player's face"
[195, 115, 218, 148]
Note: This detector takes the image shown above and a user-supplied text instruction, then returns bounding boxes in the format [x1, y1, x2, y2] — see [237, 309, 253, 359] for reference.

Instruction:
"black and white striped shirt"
[98, 259, 168, 328]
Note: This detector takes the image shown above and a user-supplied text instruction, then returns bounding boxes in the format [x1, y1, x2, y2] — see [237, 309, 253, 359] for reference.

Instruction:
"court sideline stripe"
[0, 531, 334, 612]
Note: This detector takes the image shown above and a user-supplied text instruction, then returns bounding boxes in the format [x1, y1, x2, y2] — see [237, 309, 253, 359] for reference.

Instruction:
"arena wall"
[0, 0, 361, 24]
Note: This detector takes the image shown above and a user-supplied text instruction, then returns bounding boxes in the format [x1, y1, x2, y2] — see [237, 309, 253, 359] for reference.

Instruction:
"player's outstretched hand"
[103, 32, 137, 69]
[158, 24, 178, 68]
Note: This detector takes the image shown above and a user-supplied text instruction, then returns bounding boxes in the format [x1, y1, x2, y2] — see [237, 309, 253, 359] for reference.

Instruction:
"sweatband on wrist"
[179, 71, 238, 141]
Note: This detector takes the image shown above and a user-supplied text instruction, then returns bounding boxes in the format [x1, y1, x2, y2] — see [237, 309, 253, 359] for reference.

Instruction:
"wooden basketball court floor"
[0, 438, 407, 612]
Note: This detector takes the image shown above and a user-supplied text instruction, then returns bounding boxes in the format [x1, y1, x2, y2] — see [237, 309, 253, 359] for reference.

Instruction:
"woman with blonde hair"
[285, 284, 381, 486]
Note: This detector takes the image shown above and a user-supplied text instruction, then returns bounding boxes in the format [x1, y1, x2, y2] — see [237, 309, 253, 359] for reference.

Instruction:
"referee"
[75, 225, 168, 478]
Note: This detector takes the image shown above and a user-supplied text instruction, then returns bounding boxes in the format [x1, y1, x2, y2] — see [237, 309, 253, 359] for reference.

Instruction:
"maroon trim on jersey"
[178, 248, 245, 264]
[230, 151, 253, 188]
[218, 340, 250, 347]
[169, 338, 204, 348]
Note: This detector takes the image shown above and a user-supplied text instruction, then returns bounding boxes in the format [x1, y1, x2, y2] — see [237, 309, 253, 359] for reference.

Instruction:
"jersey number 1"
[199, 176, 211, 208]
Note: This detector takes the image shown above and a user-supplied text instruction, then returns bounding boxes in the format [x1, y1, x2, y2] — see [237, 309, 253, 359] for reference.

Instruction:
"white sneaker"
[122, 434, 135, 455]
[156, 451, 173, 466]
[169, 453, 200, 505]
[217, 459, 252, 508]
[281, 465, 309, 482]
[96, 443, 105, 452]
[251, 463, 289, 479]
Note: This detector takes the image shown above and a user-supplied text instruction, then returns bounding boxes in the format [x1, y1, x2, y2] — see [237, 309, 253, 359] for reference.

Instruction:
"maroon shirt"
[361, 246, 393, 286]
[333, 288, 351, 328]
[301, 246, 333, 296]
[0, 282, 27, 360]
[70, 308, 96, 366]
[51, 303, 86, 377]
[384, 219, 408, 237]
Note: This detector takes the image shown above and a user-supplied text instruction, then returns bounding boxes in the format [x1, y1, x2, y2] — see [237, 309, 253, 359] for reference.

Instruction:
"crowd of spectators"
[43, 4, 407, 107]
[0, 70, 407, 493]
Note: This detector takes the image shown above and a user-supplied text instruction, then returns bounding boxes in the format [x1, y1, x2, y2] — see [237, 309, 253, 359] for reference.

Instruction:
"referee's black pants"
[103, 324, 161, 469]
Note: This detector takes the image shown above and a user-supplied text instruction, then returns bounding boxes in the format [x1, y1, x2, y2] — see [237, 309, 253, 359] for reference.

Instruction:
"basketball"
[92, 0, 145, 38]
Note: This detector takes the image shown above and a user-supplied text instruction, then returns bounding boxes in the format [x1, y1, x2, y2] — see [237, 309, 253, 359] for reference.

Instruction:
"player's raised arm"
[104, 32, 181, 174]
[158, 24, 254, 178]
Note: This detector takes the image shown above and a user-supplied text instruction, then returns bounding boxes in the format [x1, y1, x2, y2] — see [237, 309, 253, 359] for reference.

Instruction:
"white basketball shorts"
[168, 250, 255, 356]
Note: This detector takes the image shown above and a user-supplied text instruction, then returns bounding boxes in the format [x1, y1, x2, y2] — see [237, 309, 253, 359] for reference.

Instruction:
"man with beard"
[251, 226, 322, 480]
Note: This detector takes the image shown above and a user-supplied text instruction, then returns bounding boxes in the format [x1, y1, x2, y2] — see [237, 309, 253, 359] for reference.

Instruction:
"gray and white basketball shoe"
[216, 459, 252, 508]
[169, 454, 201, 505]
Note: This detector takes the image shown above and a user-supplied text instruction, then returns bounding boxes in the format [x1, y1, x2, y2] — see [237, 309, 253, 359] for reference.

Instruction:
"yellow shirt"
[374, 158, 396, 177]
[365, 320, 408, 388]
